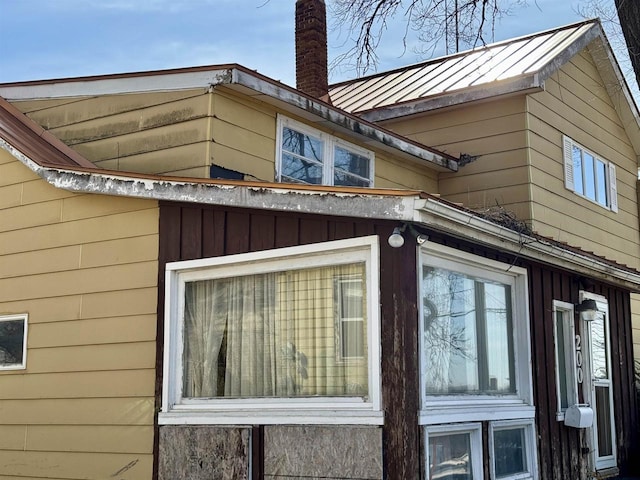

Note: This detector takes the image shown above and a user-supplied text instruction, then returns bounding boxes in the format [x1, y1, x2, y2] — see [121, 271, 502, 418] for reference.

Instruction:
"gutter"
[2, 139, 418, 222]
[417, 198, 640, 292]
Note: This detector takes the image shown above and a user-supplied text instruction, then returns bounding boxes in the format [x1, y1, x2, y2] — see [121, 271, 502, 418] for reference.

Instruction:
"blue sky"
[0, 0, 634, 94]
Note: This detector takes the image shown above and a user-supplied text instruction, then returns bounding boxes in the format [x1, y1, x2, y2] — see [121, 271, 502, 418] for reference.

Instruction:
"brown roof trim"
[0, 96, 95, 169]
[0, 63, 243, 88]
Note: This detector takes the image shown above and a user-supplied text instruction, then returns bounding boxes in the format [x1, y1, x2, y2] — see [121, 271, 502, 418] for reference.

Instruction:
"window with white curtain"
[160, 236, 382, 425]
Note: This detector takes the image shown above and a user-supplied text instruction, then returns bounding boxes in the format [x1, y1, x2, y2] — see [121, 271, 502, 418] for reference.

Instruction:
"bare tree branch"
[330, 0, 528, 75]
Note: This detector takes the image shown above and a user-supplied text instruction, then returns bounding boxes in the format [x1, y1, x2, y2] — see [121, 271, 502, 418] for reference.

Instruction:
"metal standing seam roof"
[329, 20, 597, 115]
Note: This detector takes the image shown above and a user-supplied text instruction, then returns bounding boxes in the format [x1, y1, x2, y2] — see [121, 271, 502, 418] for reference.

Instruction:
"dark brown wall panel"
[155, 202, 639, 480]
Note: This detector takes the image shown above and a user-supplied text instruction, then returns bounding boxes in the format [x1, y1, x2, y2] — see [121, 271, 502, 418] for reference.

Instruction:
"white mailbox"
[564, 404, 594, 428]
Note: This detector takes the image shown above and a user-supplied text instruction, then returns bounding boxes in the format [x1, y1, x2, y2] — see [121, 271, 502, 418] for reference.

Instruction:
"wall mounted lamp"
[575, 298, 598, 321]
[388, 224, 428, 248]
[388, 227, 405, 248]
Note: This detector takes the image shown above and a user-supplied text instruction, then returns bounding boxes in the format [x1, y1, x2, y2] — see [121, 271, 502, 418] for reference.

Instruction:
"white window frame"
[552, 300, 578, 421]
[418, 243, 534, 425]
[160, 236, 382, 426]
[580, 291, 617, 472]
[276, 115, 375, 187]
[335, 275, 366, 361]
[489, 419, 538, 480]
[563, 135, 618, 212]
[425, 423, 483, 480]
[0, 314, 28, 371]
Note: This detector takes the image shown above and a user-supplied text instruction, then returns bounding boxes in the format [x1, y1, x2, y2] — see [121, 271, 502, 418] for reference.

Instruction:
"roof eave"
[228, 69, 457, 171]
[357, 76, 542, 122]
[418, 198, 640, 292]
[586, 30, 640, 155]
[5, 135, 637, 291]
[0, 66, 458, 172]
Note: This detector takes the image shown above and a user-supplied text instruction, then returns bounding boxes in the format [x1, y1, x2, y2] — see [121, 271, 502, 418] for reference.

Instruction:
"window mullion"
[325, 138, 334, 185]
[475, 281, 489, 392]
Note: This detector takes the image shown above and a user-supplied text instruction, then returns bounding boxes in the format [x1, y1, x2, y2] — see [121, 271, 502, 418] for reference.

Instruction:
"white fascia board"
[231, 69, 457, 172]
[1, 137, 419, 222]
[418, 198, 640, 291]
[0, 69, 234, 100]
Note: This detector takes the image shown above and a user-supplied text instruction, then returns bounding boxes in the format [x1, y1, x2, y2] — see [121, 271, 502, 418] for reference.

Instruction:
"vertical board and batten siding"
[157, 202, 639, 479]
[526, 49, 640, 271]
[13, 87, 440, 192]
[0, 150, 159, 479]
[382, 96, 532, 219]
[156, 202, 419, 480]
[433, 233, 639, 479]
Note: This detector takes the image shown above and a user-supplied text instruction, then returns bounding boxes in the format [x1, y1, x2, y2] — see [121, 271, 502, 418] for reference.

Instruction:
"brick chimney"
[295, 0, 329, 99]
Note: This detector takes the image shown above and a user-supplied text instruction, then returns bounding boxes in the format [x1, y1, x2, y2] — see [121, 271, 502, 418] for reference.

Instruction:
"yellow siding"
[14, 90, 204, 130]
[12, 86, 439, 190]
[382, 96, 530, 209]
[0, 450, 152, 479]
[526, 51, 640, 269]
[0, 150, 158, 479]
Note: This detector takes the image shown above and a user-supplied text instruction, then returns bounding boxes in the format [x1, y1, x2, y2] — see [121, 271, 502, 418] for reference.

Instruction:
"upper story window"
[160, 236, 382, 425]
[276, 115, 374, 187]
[0, 314, 28, 371]
[563, 136, 618, 212]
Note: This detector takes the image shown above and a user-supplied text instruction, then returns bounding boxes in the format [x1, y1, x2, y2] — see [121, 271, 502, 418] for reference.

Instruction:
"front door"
[582, 293, 617, 472]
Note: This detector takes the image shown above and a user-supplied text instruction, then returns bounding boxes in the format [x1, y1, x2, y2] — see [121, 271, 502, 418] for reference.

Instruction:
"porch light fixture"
[388, 226, 405, 248]
[388, 224, 429, 248]
[576, 298, 598, 321]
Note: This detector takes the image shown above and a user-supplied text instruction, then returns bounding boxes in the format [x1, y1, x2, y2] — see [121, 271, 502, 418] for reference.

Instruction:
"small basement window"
[0, 314, 28, 370]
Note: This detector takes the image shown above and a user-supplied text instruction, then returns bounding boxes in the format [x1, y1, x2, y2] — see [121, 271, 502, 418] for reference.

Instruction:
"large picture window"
[422, 266, 515, 396]
[161, 236, 381, 425]
[419, 244, 533, 421]
[563, 135, 618, 212]
[276, 115, 374, 187]
[419, 243, 536, 479]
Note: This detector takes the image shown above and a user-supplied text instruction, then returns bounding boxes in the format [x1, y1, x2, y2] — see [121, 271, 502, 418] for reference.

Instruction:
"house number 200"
[575, 334, 583, 384]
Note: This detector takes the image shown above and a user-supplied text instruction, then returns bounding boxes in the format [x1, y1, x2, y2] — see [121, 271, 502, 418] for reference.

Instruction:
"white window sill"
[420, 403, 535, 425]
[158, 409, 384, 426]
[0, 365, 26, 371]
